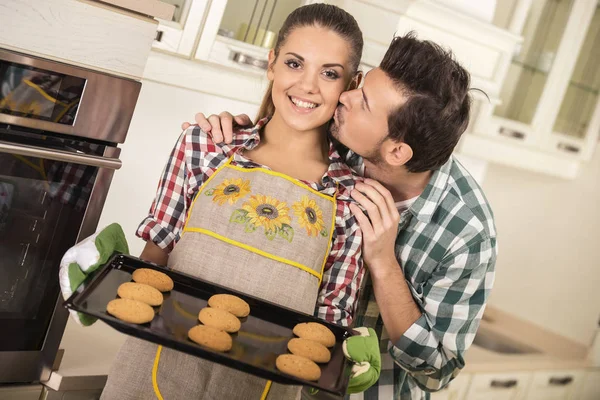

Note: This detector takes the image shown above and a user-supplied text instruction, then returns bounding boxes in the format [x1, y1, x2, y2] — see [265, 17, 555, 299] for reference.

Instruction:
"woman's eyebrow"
[284, 52, 344, 69]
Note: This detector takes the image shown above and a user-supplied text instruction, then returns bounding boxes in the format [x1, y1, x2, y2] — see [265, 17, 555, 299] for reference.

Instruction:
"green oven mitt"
[343, 327, 381, 394]
[59, 223, 129, 326]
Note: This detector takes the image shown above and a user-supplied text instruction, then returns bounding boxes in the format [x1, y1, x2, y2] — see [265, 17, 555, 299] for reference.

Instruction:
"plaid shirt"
[350, 155, 497, 400]
[137, 118, 365, 327]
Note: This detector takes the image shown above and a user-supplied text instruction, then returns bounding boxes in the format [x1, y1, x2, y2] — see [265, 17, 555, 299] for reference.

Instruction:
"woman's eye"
[284, 59, 301, 69]
[323, 70, 340, 79]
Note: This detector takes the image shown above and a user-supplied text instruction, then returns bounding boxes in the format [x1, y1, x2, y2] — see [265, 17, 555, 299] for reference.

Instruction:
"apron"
[101, 158, 337, 400]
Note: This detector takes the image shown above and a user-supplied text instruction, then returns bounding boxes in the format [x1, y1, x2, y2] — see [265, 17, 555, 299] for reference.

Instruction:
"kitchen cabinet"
[577, 368, 600, 400]
[526, 369, 584, 400]
[0, 0, 160, 80]
[461, 0, 600, 179]
[464, 371, 532, 400]
[430, 373, 471, 400]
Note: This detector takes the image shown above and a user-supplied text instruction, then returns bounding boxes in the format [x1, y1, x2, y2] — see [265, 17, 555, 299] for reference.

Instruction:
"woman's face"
[267, 25, 354, 133]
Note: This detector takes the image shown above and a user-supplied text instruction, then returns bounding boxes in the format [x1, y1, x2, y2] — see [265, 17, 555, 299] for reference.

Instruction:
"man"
[186, 32, 497, 399]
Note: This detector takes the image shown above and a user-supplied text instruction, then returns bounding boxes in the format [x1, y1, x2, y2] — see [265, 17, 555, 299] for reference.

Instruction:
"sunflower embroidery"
[204, 178, 251, 205]
[230, 194, 294, 242]
[292, 196, 328, 237]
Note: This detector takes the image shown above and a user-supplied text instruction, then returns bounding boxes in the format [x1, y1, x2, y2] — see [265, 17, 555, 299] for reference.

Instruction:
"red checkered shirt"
[137, 118, 364, 327]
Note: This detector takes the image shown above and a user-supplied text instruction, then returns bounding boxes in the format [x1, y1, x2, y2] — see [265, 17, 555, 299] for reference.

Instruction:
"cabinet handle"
[549, 376, 573, 386]
[499, 127, 525, 140]
[557, 142, 580, 154]
[231, 52, 269, 70]
[490, 379, 518, 388]
[155, 30, 164, 42]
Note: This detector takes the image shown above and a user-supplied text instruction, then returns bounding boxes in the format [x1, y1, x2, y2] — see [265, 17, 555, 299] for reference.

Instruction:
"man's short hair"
[381, 32, 472, 173]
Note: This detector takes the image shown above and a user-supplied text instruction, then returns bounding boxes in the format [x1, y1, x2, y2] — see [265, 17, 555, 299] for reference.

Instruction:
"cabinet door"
[152, 0, 211, 56]
[430, 373, 471, 400]
[195, 0, 308, 73]
[526, 369, 584, 400]
[491, 0, 575, 144]
[465, 372, 532, 400]
[545, 3, 600, 161]
[578, 369, 600, 400]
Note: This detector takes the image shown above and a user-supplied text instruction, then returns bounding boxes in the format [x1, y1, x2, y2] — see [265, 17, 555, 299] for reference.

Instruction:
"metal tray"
[63, 254, 355, 396]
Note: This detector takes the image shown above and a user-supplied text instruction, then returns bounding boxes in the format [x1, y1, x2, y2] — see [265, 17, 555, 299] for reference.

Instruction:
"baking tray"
[63, 254, 355, 396]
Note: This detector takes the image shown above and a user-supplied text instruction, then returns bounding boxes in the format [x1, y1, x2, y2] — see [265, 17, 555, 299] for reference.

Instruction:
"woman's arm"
[136, 129, 191, 262]
[140, 240, 169, 266]
[315, 202, 364, 327]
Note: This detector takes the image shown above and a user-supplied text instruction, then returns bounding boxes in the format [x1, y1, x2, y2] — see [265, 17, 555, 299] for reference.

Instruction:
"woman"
[101, 4, 366, 400]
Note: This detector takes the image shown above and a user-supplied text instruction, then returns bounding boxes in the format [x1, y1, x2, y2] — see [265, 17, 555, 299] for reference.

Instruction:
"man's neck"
[363, 160, 432, 202]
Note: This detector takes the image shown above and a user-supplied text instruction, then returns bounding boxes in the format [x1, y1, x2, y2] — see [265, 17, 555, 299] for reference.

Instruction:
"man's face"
[330, 68, 405, 164]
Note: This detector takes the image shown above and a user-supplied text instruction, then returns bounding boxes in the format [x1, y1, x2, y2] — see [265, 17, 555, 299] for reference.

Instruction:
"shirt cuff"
[389, 314, 438, 376]
[136, 217, 178, 252]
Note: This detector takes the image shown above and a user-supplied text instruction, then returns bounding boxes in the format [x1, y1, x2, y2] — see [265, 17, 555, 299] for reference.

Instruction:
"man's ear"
[267, 50, 276, 81]
[347, 71, 363, 90]
[382, 139, 413, 168]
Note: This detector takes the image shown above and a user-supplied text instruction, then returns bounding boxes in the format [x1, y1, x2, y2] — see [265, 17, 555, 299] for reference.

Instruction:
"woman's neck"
[260, 112, 329, 163]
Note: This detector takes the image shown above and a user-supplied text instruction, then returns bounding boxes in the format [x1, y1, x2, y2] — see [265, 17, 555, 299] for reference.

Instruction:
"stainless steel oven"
[0, 48, 140, 384]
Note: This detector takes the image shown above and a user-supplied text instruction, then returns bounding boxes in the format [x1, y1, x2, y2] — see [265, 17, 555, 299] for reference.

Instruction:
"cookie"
[198, 307, 241, 333]
[117, 282, 163, 306]
[292, 322, 336, 348]
[287, 338, 331, 363]
[132, 268, 174, 292]
[276, 354, 321, 381]
[107, 298, 155, 324]
[188, 325, 232, 352]
[208, 294, 250, 317]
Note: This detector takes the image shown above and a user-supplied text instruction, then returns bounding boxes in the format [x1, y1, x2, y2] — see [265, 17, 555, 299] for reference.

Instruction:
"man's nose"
[339, 90, 352, 108]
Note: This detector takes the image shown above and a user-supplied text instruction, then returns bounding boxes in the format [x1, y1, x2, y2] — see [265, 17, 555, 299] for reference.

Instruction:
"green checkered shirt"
[351, 155, 497, 400]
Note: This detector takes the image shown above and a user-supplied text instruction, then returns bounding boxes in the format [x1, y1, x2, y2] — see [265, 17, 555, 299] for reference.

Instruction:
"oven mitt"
[343, 327, 381, 394]
[59, 223, 129, 326]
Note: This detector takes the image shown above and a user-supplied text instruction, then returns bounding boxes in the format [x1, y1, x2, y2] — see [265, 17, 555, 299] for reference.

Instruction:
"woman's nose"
[298, 71, 319, 94]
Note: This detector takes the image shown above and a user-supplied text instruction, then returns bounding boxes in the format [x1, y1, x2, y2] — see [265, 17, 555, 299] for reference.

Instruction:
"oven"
[0, 48, 140, 384]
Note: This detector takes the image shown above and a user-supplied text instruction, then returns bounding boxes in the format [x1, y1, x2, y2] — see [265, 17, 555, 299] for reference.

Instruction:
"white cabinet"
[152, 0, 212, 56]
[526, 369, 584, 400]
[0, 0, 159, 79]
[577, 368, 600, 400]
[461, 0, 600, 179]
[430, 373, 471, 400]
[464, 372, 532, 400]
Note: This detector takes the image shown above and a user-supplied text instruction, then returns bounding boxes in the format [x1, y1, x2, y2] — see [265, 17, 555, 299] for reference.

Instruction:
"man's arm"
[351, 179, 496, 391]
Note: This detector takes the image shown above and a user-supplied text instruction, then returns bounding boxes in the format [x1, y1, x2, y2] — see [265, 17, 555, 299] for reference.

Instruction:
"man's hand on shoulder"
[180, 112, 252, 144]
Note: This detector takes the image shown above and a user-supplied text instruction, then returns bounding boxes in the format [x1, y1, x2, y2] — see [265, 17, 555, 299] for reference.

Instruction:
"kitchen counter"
[46, 306, 593, 392]
[463, 306, 592, 373]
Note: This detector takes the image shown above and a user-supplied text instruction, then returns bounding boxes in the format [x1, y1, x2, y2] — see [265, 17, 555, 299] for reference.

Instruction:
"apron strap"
[153, 346, 165, 400]
[260, 380, 272, 400]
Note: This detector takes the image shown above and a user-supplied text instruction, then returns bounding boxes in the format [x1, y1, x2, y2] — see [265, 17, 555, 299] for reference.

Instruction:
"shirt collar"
[408, 156, 453, 223]
[231, 117, 357, 190]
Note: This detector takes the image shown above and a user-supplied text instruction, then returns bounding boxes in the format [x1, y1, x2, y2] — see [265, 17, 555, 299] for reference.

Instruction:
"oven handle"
[0, 140, 122, 170]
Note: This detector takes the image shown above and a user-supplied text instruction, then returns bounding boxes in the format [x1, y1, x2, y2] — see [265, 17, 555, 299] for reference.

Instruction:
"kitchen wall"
[483, 144, 600, 346]
[97, 80, 259, 256]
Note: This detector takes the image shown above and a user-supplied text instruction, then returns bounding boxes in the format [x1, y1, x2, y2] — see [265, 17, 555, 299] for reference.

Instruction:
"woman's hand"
[180, 112, 252, 144]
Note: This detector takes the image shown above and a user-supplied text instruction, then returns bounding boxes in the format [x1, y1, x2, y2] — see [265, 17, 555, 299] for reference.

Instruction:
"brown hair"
[380, 32, 473, 172]
[255, 4, 363, 121]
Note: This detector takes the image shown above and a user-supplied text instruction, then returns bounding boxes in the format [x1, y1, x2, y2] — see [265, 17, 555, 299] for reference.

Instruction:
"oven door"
[0, 126, 121, 383]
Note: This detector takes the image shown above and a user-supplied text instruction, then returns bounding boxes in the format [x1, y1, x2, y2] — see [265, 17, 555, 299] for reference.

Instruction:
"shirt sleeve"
[136, 130, 190, 251]
[314, 200, 364, 327]
[389, 237, 497, 391]
[136, 126, 227, 251]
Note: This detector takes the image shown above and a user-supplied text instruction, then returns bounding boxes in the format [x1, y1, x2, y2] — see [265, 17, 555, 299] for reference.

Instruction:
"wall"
[483, 144, 600, 346]
[97, 80, 258, 256]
